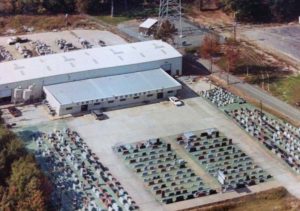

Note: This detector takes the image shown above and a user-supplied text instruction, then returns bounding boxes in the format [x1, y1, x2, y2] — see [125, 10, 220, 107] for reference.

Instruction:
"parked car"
[91, 110, 108, 120]
[8, 106, 22, 117]
[98, 40, 106, 47]
[169, 96, 184, 106]
[7, 37, 29, 45]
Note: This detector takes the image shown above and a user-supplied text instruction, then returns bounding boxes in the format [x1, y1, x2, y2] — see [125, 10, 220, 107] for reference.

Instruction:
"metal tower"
[159, 0, 183, 37]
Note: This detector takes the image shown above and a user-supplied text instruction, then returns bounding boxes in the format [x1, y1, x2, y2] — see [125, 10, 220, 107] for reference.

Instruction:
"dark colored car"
[91, 110, 107, 120]
[8, 106, 22, 117]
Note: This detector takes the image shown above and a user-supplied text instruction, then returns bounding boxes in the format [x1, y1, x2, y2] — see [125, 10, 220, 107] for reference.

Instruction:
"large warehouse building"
[0, 40, 183, 115]
[44, 69, 181, 116]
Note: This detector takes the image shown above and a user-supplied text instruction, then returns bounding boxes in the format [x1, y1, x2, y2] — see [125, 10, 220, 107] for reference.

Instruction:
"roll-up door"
[0, 89, 12, 98]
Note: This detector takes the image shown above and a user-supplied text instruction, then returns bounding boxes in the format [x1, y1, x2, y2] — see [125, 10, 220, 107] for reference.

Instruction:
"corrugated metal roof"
[44, 68, 182, 105]
[0, 40, 181, 85]
[139, 18, 158, 29]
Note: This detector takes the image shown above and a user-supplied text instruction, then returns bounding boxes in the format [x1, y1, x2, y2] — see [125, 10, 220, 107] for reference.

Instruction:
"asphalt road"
[199, 58, 300, 125]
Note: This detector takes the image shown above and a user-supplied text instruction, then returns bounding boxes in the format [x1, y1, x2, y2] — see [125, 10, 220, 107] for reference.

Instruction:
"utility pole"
[179, 0, 183, 38]
[233, 22, 237, 42]
[227, 74, 229, 85]
[199, 0, 203, 11]
[233, 12, 237, 42]
[260, 100, 263, 120]
[111, 0, 114, 17]
[267, 72, 270, 91]
[210, 38, 213, 73]
[210, 57, 213, 73]
[261, 71, 265, 90]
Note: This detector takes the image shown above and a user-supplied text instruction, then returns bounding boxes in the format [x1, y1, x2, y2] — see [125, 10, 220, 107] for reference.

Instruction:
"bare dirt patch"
[187, 7, 233, 30]
[182, 187, 300, 211]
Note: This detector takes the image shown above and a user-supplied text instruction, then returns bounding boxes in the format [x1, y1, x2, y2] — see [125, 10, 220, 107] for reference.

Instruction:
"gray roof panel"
[44, 68, 182, 105]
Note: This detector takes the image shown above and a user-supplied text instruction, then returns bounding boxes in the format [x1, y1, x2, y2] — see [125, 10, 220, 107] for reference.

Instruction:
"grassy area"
[213, 42, 300, 108]
[0, 15, 99, 35]
[184, 187, 300, 211]
[95, 15, 132, 25]
[270, 75, 300, 106]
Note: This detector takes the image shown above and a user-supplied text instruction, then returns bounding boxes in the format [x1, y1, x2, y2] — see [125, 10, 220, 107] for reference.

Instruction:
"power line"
[159, 0, 183, 38]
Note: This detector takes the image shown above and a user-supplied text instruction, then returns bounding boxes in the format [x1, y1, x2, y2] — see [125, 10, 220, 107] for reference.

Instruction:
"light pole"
[260, 100, 263, 120]
[210, 38, 213, 73]
[233, 12, 237, 42]
[267, 72, 270, 91]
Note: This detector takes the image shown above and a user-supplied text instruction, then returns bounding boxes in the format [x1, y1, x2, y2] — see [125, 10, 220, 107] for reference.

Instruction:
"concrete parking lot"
[0, 30, 127, 60]
[4, 78, 300, 210]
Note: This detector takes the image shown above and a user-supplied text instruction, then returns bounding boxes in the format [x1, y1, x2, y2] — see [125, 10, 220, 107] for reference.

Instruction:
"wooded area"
[0, 112, 51, 210]
[0, 0, 157, 15]
[0, 1, 299, 23]
[220, 0, 300, 22]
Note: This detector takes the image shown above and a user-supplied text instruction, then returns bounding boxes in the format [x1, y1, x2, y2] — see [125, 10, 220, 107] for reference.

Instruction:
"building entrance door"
[0, 96, 12, 104]
[157, 92, 164, 99]
[161, 63, 172, 75]
[81, 104, 88, 112]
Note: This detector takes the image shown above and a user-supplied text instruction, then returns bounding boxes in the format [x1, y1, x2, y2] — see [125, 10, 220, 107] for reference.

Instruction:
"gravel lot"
[242, 25, 300, 63]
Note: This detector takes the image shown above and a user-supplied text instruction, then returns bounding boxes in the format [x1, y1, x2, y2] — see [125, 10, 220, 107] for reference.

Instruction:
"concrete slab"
[3, 79, 300, 210]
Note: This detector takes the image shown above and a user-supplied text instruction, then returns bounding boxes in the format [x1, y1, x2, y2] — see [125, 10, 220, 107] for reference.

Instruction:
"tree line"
[0, 0, 156, 15]
[0, 112, 51, 210]
[220, 0, 300, 22]
[1, 0, 299, 23]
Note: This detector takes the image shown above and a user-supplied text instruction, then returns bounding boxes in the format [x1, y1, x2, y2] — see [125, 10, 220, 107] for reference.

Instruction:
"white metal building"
[0, 40, 182, 104]
[139, 18, 158, 35]
[43, 69, 182, 116]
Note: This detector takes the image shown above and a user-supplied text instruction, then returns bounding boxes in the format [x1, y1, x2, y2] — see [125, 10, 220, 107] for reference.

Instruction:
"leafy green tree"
[221, 0, 300, 23]
[0, 130, 25, 186]
[0, 126, 52, 210]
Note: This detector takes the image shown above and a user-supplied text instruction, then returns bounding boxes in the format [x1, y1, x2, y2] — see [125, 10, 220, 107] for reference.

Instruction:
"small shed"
[139, 18, 158, 36]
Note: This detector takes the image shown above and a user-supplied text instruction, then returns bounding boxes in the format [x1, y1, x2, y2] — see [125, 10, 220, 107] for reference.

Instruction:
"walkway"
[164, 136, 222, 192]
